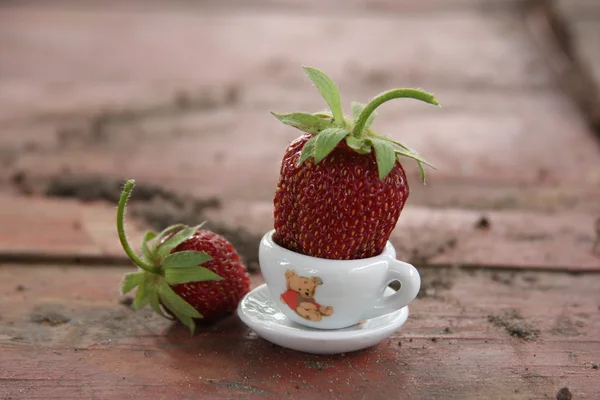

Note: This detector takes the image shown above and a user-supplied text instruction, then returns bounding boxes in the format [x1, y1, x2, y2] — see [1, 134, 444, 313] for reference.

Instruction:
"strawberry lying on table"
[272, 67, 439, 260]
[117, 180, 251, 333]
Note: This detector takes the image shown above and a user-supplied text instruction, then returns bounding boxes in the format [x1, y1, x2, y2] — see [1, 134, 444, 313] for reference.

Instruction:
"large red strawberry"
[271, 67, 439, 260]
[117, 179, 251, 333]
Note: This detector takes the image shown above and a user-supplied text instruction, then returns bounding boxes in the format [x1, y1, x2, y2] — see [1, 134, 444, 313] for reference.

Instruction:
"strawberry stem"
[351, 88, 440, 139]
[117, 180, 161, 274]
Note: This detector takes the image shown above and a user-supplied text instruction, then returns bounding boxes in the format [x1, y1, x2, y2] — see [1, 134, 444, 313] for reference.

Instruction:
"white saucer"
[237, 284, 409, 355]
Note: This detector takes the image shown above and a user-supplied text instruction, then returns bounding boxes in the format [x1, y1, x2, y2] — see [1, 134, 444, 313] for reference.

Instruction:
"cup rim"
[261, 229, 395, 264]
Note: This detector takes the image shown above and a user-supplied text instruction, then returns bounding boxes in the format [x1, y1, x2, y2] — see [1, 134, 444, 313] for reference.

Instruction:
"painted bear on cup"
[280, 269, 334, 321]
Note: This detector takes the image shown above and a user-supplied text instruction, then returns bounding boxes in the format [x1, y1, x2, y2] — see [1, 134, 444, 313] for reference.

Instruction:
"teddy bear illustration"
[280, 269, 334, 321]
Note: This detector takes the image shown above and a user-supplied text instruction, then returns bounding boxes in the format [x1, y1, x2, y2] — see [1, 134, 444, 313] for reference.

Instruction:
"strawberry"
[271, 67, 439, 260]
[117, 180, 251, 333]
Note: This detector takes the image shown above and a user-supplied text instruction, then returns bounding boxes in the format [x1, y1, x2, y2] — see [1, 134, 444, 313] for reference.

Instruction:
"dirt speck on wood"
[43, 174, 221, 209]
[474, 215, 491, 229]
[209, 380, 268, 395]
[119, 296, 134, 307]
[556, 387, 572, 400]
[304, 360, 332, 370]
[30, 310, 71, 326]
[491, 272, 516, 285]
[417, 267, 457, 298]
[487, 309, 540, 340]
[522, 274, 539, 284]
[509, 233, 551, 241]
[409, 238, 457, 265]
[10, 170, 27, 186]
[551, 315, 583, 336]
[10, 169, 34, 195]
[44, 174, 125, 202]
[131, 196, 220, 228]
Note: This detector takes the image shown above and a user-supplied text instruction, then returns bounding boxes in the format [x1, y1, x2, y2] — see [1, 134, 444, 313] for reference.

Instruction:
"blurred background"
[0, 0, 599, 272]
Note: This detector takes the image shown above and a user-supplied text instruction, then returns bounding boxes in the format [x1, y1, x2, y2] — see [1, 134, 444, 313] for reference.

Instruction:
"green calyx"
[117, 179, 223, 334]
[271, 66, 440, 183]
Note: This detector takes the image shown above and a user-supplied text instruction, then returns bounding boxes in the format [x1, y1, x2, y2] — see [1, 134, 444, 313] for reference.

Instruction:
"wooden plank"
[0, 195, 144, 261]
[526, 0, 600, 136]
[557, 0, 600, 87]
[2, 4, 599, 209]
[1, 194, 598, 271]
[0, 0, 526, 13]
[1, 265, 599, 399]
[206, 202, 600, 271]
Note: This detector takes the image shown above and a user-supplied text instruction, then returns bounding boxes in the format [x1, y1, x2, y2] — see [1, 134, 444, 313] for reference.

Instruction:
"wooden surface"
[1, 194, 599, 271]
[1, 0, 600, 399]
[1, 265, 599, 399]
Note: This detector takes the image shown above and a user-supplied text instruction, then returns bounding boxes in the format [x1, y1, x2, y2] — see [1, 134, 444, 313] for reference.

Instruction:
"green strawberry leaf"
[297, 135, 318, 166]
[346, 136, 372, 155]
[163, 251, 212, 270]
[121, 271, 145, 294]
[133, 279, 150, 309]
[178, 314, 196, 335]
[371, 138, 397, 180]
[149, 288, 172, 319]
[303, 66, 344, 126]
[158, 281, 203, 319]
[351, 102, 376, 129]
[313, 110, 333, 119]
[156, 224, 186, 242]
[270, 112, 335, 135]
[165, 266, 222, 285]
[141, 231, 156, 262]
[351, 101, 363, 119]
[392, 144, 435, 169]
[314, 127, 350, 163]
[156, 224, 202, 261]
[417, 160, 426, 184]
[159, 281, 202, 333]
[158, 296, 197, 334]
[394, 145, 434, 184]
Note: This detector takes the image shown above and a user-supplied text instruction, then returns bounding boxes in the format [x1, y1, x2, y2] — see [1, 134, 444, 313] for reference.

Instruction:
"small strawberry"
[271, 67, 439, 260]
[117, 179, 251, 333]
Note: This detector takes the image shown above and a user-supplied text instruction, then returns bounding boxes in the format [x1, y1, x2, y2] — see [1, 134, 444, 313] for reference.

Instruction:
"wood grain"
[1, 265, 599, 399]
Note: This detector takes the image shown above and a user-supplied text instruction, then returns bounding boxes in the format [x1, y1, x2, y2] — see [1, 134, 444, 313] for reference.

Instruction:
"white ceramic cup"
[259, 230, 421, 330]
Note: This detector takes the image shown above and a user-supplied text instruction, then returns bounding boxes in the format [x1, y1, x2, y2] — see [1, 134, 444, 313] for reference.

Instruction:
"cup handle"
[364, 257, 421, 320]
